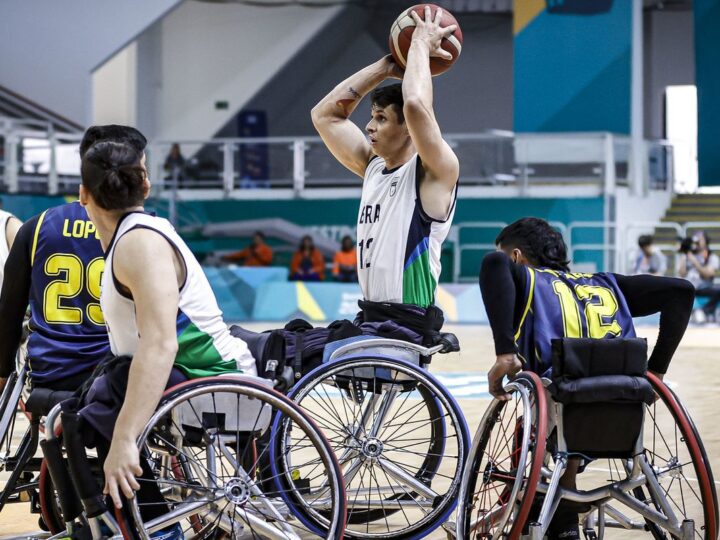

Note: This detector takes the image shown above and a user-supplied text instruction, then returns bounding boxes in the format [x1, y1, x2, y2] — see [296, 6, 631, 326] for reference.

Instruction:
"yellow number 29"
[43, 254, 105, 326]
[552, 280, 622, 339]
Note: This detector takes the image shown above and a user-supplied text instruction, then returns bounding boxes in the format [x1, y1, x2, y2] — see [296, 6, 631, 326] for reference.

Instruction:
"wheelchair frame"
[284, 336, 470, 540]
[39, 374, 348, 540]
[454, 371, 718, 540]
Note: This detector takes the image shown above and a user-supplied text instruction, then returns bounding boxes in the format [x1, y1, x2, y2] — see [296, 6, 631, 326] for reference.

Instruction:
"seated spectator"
[677, 230, 720, 322]
[223, 231, 273, 267]
[633, 235, 667, 276]
[163, 143, 186, 183]
[333, 235, 357, 282]
[290, 235, 325, 281]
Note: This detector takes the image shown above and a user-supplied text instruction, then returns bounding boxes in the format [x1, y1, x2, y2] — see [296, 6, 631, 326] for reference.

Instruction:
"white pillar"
[630, 0, 645, 196]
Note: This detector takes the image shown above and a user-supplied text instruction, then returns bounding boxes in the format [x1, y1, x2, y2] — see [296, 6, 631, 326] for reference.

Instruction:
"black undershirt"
[478, 251, 695, 375]
[0, 215, 39, 378]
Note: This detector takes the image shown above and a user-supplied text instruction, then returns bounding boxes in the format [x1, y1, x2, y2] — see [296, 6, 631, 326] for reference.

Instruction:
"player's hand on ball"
[409, 6, 457, 60]
[488, 353, 522, 401]
[103, 436, 143, 509]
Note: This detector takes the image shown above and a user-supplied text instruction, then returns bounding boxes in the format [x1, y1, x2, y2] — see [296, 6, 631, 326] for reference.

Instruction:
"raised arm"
[102, 229, 182, 508]
[311, 57, 401, 178]
[403, 7, 459, 197]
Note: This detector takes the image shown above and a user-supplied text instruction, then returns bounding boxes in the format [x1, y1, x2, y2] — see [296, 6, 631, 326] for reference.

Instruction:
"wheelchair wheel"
[632, 373, 718, 540]
[121, 376, 346, 540]
[278, 355, 470, 540]
[456, 371, 548, 540]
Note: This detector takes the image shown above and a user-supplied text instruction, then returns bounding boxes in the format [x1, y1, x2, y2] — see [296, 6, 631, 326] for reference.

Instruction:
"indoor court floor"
[1, 322, 718, 539]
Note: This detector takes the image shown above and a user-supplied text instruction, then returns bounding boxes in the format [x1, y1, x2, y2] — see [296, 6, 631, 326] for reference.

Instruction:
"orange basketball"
[389, 3, 463, 76]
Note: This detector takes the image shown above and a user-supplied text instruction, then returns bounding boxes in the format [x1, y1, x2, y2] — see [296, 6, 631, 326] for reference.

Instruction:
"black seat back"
[550, 338, 655, 459]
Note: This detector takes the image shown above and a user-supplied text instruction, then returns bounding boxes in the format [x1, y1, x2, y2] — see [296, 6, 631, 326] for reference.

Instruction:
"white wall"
[92, 43, 137, 126]
[0, 0, 181, 124]
[132, 1, 343, 142]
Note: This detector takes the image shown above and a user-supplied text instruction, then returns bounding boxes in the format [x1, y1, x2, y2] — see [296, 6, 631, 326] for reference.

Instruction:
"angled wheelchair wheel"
[278, 355, 470, 540]
[631, 373, 718, 540]
[456, 371, 548, 540]
[121, 376, 346, 540]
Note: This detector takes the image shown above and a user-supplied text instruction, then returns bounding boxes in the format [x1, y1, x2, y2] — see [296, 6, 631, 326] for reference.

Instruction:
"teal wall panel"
[514, 1, 632, 133]
[695, 0, 720, 186]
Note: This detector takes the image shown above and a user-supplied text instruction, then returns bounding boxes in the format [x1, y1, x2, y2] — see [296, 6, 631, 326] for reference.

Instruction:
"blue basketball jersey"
[27, 202, 110, 383]
[516, 267, 636, 377]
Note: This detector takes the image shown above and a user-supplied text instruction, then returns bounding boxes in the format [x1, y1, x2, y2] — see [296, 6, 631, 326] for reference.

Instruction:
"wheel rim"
[640, 373, 718, 540]
[458, 372, 547, 540]
[125, 379, 346, 540]
[281, 355, 469, 539]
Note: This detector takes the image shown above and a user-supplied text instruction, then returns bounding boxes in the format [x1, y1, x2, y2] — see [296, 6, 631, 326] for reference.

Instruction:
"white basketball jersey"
[102, 212, 256, 377]
[0, 210, 14, 290]
[357, 155, 456, 307]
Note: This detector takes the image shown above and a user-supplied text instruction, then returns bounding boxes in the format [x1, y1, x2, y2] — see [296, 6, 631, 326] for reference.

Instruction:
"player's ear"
[512, 248, 527, 265]
[78, 184, 88, 206]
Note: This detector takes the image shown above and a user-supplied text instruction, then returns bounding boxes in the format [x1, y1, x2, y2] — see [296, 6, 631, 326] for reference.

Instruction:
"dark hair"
[638, 235, 654, 248]
[81, 141, 146, 210]
[496, 217, 570, 271]
[299, 234, 314, 250]
[253, 231, 265, 240]
[370, 84, 404, 124]
[79, 125, 147, 157]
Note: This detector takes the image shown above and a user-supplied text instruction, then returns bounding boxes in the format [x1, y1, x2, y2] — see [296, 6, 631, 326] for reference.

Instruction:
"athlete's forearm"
[112, 341, 177, 443]
[312, 59, 390, 121]
[402, 40, 433, 110]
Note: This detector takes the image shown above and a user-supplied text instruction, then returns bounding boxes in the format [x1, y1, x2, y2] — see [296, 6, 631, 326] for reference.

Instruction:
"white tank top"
[101, 212, 256, 378]
[357, 155, 456, 307]
[0, 210, 14, 290]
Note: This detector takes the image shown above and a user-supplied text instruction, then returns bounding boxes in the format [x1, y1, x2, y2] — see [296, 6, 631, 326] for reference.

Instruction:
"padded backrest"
[551, 338, 648, 379]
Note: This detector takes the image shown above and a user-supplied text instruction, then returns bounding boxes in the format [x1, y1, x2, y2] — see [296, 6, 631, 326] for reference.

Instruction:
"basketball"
[389, 3, 463, 76]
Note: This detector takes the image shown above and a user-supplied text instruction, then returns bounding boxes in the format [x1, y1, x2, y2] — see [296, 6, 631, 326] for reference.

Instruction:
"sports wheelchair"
[453, 338, 719, 540]
[275, 334, 471, 540]
[38, 372, 348, 539]
[0, 339, 72, 532]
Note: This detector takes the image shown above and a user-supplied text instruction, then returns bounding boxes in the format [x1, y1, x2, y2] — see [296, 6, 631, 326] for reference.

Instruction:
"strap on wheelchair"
[40, 438, 84, 522]
[61, 411, 107, 519]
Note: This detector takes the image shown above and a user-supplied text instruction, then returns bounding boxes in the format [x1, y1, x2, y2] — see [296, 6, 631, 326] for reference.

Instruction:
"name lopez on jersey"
[359, 204, 381, 224]
[62, 219, 100, 240]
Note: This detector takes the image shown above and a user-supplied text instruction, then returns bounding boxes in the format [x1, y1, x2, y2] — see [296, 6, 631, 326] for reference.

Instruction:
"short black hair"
[638, 235, 654, 248]
[81, 141, 146, 210]
[496, 217, 570, 271]
[79, 125, 147, 158]
[253, 231, 265, 239]
[370, 84, 404, 124]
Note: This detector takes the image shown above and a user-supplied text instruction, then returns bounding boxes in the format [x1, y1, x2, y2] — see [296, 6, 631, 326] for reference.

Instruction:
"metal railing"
[0, 118, 674, 197]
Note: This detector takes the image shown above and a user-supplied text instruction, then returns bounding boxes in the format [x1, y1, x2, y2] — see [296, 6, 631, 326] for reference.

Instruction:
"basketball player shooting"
[312, 6, 459, 309]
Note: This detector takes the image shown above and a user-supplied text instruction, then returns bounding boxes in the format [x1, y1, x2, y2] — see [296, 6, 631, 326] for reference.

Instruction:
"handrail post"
[222, 142, 235, 196]
[48, 127, 58, 196]
[603, 133, 616, 195]
[293, 139, 306, 195]
[6, 133, 18, 194]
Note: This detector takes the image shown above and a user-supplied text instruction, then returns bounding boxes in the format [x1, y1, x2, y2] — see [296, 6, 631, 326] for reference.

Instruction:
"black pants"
[696, 286, 720, 315]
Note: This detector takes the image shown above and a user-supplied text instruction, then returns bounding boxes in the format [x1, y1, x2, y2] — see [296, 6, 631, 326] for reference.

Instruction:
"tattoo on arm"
[335, 87, 362, 117]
